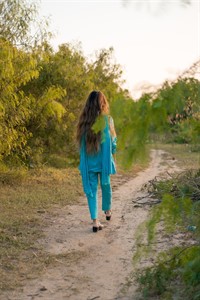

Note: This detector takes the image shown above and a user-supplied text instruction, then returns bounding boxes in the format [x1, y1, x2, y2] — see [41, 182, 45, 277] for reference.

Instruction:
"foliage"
[0, 39, 38, 162]
[149, 77, 200, 144]
[87, 47, 124, 98]
[110, 74, 200, 168]
[0, 0, 128, 165]
[0, 38, 67, 165]
[0, 1, 67, 165]
[1, 0, 199, 168]
[146, 169, 200, 243]
[0, 0, 50, 48]
[110, 93, 151, 168]
[135, 169, 200, 299]
[138, 246, 200, 300]
[23, 43, 89, 157]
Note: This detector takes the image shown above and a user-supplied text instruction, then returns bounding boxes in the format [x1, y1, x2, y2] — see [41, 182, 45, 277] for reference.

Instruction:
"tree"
[0, 1, 66, 164]
[0, 0, 50, 48]
[0, 39, 38, 162]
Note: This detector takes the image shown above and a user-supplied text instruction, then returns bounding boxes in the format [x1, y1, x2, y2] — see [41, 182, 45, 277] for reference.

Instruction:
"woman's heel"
[105, 211, 112, 221]
[92, 222, 104, 232]
[93, 226, 98, 232]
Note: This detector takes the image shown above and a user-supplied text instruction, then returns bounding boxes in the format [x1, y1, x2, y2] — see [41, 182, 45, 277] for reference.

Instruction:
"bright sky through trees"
[40, 0, 200, 98]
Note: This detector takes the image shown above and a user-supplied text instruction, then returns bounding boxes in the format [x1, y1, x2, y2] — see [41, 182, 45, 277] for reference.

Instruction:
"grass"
[152, 143, 200, 170]
[133, 143, 200, 300]
[0, 166, 83, 290]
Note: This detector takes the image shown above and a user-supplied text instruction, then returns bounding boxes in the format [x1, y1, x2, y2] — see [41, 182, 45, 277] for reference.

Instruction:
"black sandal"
[105, 211, 112, 221]
[92, 222, 104, 232]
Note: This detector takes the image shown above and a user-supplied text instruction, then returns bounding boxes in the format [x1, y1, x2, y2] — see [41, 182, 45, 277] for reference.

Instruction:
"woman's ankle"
[92, 219, 98, 226]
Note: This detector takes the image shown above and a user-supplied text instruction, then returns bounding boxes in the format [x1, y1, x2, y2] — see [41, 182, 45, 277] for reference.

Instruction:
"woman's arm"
[109, 116, 117, 138]
[109, 116, 117, 159]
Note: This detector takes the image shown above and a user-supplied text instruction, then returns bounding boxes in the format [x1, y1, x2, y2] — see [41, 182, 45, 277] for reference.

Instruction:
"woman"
[77, 90, 117, 232]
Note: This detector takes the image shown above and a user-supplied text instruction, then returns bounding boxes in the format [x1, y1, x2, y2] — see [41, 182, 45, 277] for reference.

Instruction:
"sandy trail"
[4, 149, 179, 300]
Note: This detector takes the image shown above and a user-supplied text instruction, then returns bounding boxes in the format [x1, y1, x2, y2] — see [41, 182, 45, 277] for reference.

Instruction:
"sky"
[39, 0, 200, 98]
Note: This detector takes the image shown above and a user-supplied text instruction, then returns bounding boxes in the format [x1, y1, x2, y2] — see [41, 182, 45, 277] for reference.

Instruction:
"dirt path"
[4, 150, 179, 300]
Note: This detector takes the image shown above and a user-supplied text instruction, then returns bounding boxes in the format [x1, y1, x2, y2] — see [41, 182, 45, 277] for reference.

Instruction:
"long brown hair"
[76, 90, 109, 153]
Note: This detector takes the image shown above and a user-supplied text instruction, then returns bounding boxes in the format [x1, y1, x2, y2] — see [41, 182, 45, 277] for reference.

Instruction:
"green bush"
[135, 169, 200, 300]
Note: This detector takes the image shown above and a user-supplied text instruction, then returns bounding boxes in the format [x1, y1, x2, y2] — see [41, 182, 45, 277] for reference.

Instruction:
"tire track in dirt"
[3, 149, 179, 300]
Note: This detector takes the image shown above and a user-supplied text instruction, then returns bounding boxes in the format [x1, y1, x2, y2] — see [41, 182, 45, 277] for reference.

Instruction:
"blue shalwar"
[79, 115, 117, 219]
